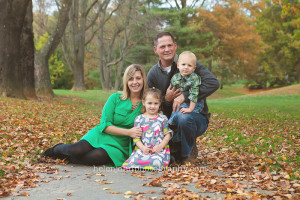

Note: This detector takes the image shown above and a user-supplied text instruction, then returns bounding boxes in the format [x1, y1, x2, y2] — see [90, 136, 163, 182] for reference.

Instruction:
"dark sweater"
[147, 55, 219, 121]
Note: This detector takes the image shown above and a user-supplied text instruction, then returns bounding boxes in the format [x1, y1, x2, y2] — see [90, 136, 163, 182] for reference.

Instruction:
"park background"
[0, 0, 299, 199]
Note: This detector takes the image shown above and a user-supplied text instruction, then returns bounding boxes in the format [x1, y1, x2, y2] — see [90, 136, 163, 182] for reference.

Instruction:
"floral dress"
[122, 114, 172, 171]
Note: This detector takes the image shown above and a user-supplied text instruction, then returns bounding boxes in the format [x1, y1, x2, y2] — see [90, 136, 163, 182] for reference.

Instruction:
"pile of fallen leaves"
[0, 96, 100, 197]
[137, 113, 299, 199]
[1, 95, 299, 199]
[133, 139, 299, 199]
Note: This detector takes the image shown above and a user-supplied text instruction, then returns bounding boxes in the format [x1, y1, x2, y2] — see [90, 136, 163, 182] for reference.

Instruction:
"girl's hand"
[152, 145, 163, 153]
[128, 127, 142, 138]
[142, 146, 151, 155]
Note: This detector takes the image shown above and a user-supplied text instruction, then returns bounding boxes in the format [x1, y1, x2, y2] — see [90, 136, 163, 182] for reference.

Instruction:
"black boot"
[43, 143, 67, 159]
[181, 142, 198, 165]
[169, 141, 181, 164]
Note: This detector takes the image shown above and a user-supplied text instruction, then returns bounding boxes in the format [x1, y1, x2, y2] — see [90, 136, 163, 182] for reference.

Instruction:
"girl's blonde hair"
[121, 64, 147, 100]
[141, 88, 162, 113]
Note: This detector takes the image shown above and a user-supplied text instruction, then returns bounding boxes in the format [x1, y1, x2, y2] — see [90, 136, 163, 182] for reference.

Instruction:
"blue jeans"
[169, 103, 208, 158]
[168, 101, 204, 126]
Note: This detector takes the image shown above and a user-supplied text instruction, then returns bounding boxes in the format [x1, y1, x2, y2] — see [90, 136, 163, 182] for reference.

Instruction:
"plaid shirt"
[171, 72, 201, 103]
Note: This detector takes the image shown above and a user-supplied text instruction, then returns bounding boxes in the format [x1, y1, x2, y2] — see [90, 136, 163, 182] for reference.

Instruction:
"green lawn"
[208, 95, 300, 120]
[54, 89, 115, 104]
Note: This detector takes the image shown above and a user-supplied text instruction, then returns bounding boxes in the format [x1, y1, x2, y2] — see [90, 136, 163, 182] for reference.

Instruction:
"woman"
[43, 64, 147, 167]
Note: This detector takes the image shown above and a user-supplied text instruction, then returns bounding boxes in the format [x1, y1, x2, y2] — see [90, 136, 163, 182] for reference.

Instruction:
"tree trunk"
[208, 59, 212, 72]
[97, 0, 138, 91]
[22, 0, 36, 99]
[62, 0, 87, 91]
[114, 59, 124, 90]
[71, 63, 86, 91]
[263, 81, 267, 90]
[34, 51, 53, 97]
[296, 59, 300, 83]
[34, 0, 72, 97]
[0, 0, 30, 99]
[98, 12, 109, 90]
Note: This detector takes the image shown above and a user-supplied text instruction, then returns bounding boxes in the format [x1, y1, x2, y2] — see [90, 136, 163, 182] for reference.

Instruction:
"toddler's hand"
[180, 107, 192, 114]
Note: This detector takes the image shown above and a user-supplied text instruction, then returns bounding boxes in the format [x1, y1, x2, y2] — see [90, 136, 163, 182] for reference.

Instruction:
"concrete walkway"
[4, 164, 226, 200]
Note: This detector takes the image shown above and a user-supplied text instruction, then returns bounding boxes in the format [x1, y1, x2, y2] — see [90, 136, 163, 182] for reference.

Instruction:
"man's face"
[153, 36, 177, 66]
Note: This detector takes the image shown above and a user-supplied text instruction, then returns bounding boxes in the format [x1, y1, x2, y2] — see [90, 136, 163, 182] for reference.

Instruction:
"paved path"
[4, 164, 227, 200]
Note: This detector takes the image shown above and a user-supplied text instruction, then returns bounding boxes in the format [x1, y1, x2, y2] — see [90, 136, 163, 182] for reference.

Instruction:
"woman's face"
[127, 70, 144, 95]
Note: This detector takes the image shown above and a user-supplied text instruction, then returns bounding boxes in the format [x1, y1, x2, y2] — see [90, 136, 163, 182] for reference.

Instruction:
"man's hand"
[165, 85, 181, 102]
[173, 94, 185, 112]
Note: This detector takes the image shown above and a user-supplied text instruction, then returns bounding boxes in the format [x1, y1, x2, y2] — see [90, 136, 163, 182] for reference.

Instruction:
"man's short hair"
[153, 32, 175, 46]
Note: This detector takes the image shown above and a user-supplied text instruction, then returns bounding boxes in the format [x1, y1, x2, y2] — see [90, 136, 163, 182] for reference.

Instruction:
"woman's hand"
[127, 127, 142, 138]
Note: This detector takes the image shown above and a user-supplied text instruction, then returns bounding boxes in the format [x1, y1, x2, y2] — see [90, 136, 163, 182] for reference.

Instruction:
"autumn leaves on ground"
[1, 85, 299, 199]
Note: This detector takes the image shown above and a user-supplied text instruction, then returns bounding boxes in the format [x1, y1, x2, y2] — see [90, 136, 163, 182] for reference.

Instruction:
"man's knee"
[176, 112, 193, 126]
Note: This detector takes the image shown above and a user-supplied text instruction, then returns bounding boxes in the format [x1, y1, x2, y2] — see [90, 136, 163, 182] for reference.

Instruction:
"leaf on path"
[109, 191, 122, 194]
[124, 191, 132, 195]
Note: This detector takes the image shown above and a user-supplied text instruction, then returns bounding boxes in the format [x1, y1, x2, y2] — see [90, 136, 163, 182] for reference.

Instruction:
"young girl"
[122, 88, 173, 171]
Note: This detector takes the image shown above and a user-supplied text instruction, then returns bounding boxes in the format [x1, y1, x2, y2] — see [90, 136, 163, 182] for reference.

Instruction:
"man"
[147, 32, 219, 164]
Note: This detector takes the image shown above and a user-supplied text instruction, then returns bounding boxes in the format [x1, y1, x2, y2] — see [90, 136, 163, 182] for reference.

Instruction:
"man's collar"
[157, 54, 179, 71]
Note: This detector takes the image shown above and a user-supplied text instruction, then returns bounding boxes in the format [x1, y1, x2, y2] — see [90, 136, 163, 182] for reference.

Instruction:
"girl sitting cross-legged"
[122, 88, 173, 171]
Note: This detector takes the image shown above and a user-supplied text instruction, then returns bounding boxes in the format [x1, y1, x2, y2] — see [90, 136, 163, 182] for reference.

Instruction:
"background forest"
[0, 0, 299, 98]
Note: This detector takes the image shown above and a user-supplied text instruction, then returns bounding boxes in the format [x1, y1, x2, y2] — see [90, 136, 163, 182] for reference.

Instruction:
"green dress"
[81, 93, 142, 167]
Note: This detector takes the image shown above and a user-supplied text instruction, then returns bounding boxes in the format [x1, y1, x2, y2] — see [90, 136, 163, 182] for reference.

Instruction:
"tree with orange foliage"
[196, 0, 263, 88]
[255, 0, 300, 87]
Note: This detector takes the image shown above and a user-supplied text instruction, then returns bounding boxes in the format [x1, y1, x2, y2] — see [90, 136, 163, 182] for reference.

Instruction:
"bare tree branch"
[174, 0, 181, 9]
[85, 0, 98, 17]
[85, 0, 121, 44]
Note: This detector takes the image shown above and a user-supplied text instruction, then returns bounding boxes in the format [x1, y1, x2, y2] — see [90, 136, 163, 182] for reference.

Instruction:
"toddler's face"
[177, 55, 196, 77]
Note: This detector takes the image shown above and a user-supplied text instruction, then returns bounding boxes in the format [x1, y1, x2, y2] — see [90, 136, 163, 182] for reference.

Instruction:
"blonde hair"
[178, 51, 197, 67]
[141, 88, 162, 113]
[120, 64, 147, 100]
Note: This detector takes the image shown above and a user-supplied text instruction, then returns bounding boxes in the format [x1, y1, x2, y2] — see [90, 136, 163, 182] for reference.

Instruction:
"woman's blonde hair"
[120, 64, 147, 100]
[141, 88, 162, 113]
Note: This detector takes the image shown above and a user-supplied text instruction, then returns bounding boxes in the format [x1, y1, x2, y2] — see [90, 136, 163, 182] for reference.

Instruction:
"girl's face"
[127, 71, 144, 95]
[143, 94, 161, 117]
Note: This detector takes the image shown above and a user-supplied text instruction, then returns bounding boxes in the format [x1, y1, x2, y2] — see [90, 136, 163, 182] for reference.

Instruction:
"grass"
[54, 89, 115, 104]
[207, 95, 300, 120]
[209, 84, 247, 98]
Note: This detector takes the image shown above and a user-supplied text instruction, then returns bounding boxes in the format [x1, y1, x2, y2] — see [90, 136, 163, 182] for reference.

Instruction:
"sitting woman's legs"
[53, 140, 94, 157]
[52, 140, 113, 166]
[69, 148, 113, 166]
